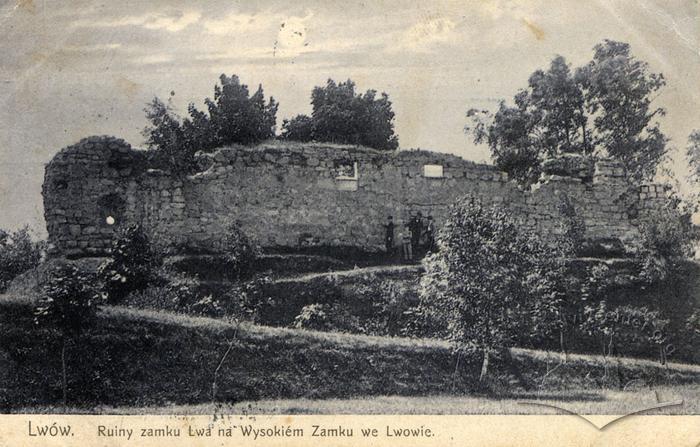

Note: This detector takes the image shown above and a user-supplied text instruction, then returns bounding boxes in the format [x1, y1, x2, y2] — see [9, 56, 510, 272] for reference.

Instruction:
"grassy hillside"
[1, 295, 697, 412]
[70, 384, 699, 415]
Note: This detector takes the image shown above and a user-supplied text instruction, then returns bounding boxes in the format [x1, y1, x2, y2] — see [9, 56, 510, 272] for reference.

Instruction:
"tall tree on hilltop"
[202, 74, 279, 147]
[285, 79, 399, 150]
[467, 40, 667, 185]
[142, 74, 278, 174]
[142, 93, 190, 171]
[578, 41, 667, 181]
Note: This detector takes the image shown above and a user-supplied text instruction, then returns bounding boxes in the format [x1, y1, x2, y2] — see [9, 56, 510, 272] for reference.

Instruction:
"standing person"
[425, 215, 436, 252]
[401, 225, 413, 262]
[383, 215, 396, 254]
[409, 211, 424, 254]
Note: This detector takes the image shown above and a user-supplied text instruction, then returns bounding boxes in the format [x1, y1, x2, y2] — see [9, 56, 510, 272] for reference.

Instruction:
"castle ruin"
[42, 136, 670, 257]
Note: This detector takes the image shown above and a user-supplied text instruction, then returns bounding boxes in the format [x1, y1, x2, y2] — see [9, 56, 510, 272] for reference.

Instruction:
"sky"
[1, 0, 699, 235]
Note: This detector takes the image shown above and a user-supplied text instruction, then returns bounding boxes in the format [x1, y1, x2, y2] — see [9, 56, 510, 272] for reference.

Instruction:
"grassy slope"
[76, 385, 699, 415]
[1, 293, 698, 413]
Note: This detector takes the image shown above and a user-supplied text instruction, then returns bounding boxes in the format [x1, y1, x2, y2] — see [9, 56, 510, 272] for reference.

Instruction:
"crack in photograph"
[0, 0, 699, 418]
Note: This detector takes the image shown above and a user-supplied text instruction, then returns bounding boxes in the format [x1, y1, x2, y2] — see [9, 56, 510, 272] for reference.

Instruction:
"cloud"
[203, 12, 277, 35]
[396, 14, 458, 52]
[474, 0, 539, 20]
[201, 11, 315, 58]
[132, 53, 175, 65]
[144, 11, 201, 32]
[72, 10, 201, 33]
[61, 43, 123, 52]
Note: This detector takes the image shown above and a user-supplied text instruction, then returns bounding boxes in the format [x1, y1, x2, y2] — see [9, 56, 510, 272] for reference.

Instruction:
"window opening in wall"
[333, 161, 358, 180]
[333, 160, 359, 191]
[97, 193, 126, 227]
[423, 164, 444, 178]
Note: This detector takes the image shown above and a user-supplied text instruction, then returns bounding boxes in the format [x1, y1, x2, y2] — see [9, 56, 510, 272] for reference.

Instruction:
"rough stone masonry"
[42, 136, 671, 257]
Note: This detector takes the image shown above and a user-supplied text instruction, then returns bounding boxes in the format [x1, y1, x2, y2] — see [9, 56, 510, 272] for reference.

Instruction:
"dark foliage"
[557, 195, 586, 256]
[418, 198, 568, 362]
[280, 114, 314, 142]
[0, 226, 43, 292]
[97, 225, 161, 303]
[33, 262, 104, 405]
[467, 40, 667, 185]
[580, 302, 669, 360]
[34, 262, 102, 337]
[281, 79, 399, 150]
[291, 278, 419, 336]
[222, 223, 261, 281]
[142, 75, 278, 174]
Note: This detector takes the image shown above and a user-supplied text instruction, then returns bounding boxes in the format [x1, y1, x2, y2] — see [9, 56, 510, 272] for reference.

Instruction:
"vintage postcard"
[0, 0, 698, 445]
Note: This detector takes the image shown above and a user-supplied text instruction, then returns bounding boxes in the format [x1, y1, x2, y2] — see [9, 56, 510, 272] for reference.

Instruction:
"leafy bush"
[638, 201, 695, 260]
[0, 226, 43, 292]
[284, 276, 420, 336]
[97, 225, 161, 303]
[580, 302, 669, 362]
[280, 114, 314, 142]
[629, 197, 696, 287]
[223, 224, 261, 281]
[679, 310, 699, 364]
[226, 275, 275, 322]
[347, 278, 419, 336]
[35, 262, 102, 335]
[557, 195, 586, 256]
[34, 261, 104, 405]
[418, 197, 568, 379]
[293, 304, 335, 331]
[308, 79, 399, 150]
[123, 269, 196, 308]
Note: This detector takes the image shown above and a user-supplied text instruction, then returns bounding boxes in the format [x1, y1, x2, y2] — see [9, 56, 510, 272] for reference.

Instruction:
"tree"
[201, 74, 278, 147]
[308, 79, 399, 150]
[418, 198, 566, 380]
[142, 74, 278, 173]
[280, 114, 314, 142]
[467, 40, 667, 185]
[35, 262, 103, 406]
[578, 41, 667, 182]
[529, 56, 591, 155]
[467, 103, 542, 185]
[142, 93, 191, 173]
[0, 226, 43, 292]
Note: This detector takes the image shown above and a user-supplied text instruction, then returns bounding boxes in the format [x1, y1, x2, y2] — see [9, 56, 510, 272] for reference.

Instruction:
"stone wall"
[43, 136, 671, 256]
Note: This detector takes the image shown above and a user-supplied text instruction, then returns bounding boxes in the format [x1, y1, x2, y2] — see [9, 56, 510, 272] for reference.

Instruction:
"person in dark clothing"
[383, 215, 395, 253]
[425, 215, 436, 252]
[401, 225, 413, 261]
[408, 211, 424, 254]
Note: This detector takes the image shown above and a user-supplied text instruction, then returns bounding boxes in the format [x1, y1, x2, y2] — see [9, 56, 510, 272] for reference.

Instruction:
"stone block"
[69, 225, 81, 236]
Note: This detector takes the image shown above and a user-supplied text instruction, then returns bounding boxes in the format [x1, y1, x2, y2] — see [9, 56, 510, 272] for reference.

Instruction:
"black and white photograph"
[0, 0, 699, 425]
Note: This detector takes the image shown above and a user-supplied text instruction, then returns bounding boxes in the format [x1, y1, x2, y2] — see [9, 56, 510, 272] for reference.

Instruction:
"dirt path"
[273, 263, 424, 284]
